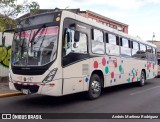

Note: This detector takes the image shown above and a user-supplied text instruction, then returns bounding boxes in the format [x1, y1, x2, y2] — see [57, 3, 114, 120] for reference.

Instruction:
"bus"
[157, 57, 160, 77]
[4, 10, 158, 99]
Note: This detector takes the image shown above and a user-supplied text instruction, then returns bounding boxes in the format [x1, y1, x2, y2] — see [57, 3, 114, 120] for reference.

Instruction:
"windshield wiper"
[30, 24, 46, 43]
[38, 28, 47, 51]
[30, 24, 46, 53]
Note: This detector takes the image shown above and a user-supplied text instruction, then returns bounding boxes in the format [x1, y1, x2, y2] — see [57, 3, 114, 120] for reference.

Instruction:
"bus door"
[62, 19, 90, 95]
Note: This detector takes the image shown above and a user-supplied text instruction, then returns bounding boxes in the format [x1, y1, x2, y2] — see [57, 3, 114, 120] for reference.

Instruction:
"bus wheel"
[86, 74, 102, 100]
[138, 71, 145, 87]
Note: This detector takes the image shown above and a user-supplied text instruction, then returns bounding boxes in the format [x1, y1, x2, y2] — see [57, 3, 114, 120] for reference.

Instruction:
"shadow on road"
[101, 81, 152, 96]
[15, 79, 155, 108]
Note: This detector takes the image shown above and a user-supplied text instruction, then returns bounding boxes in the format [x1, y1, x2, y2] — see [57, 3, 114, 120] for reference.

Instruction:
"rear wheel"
[138, 71, 145, 87]
[86, 74, 102, 100]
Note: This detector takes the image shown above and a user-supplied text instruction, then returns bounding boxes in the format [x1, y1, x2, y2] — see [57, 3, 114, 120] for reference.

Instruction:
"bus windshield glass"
[11, 26, 59, 66]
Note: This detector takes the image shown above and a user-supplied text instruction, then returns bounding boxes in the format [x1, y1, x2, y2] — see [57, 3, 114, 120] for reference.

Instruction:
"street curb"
[0, 92, 23, 98]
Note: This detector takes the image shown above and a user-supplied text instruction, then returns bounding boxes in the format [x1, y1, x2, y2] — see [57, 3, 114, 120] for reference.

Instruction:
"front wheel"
[138, 71, 145, 87]
[86, 74, 102, 100]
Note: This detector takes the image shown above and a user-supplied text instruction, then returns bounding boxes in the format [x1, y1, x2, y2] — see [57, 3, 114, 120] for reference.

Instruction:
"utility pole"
[152, 32, 155, 44]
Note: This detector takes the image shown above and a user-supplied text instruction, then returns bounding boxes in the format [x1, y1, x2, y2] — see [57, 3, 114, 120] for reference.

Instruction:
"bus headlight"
[43, 68, 57, 83]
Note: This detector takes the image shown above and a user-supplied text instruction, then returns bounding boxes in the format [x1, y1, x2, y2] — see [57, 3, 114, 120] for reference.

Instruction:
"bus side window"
[139, 44, 146, 59]
[106, 34, 119, 56]
[153, 48, 156, 61]
[91, 29, 105, 54]
[147, 46, 154, 61]
[76, 33, 87, 53]
[131, 41, 139, 58]
[120, 38, 131, 57]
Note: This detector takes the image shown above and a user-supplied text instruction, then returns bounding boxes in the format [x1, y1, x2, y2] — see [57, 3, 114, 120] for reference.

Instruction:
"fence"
[0, 32, 13, 77]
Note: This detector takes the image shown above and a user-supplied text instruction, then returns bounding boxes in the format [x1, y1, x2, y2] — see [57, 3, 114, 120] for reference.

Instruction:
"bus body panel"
[8, 10, 158, 97]
[62, 59, 90, 95]
[9, 58, 63, 96]
[89, 56, 157, 88]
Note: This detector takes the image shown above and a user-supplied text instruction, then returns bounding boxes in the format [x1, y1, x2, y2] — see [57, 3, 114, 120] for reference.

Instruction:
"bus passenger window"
[92, 29, 105, 54]
[131, 41, 139, 58]
[146, 46, 152, 53]
[153, 48, 156, 61]
[120, 38, 131, 57]
[139, 44, 146, 59]
[147, 46, 153, 61]
[76, 33, 87, 53]
[153, 48, 156, 54]
[106, 34, 119, 56]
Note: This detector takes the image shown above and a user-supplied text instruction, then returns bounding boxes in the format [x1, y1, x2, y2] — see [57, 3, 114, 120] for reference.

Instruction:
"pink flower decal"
[94, 61, 98, 68]
[102, 58, 106, 66]
[111, 72, 114, 78]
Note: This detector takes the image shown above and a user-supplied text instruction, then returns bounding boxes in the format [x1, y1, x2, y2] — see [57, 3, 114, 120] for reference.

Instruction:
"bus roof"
[61, 10, 157, 48]
[17, 10, 156, 48]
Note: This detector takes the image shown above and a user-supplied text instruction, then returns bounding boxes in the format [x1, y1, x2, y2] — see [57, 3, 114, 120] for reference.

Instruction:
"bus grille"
[14, 84, 39, 93]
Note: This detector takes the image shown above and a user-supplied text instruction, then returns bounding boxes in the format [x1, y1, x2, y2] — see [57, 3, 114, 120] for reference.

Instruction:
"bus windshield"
[11, 26, 59, 66]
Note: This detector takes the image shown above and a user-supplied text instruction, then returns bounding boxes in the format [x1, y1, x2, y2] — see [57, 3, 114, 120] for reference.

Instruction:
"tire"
[138, 71, 145, 87]
[86, 74, 102, 100]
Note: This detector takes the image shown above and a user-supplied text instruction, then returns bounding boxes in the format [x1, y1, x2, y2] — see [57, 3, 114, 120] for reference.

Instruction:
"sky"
[18, 0, 160, 41]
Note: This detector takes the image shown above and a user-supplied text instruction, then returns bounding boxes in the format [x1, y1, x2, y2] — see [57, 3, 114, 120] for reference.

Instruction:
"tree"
[0, 0, 40, 31]
[0, 14, 14, 30]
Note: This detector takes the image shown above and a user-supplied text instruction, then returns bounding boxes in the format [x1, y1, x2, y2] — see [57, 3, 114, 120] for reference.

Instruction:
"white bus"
[4, 10, 157, 99]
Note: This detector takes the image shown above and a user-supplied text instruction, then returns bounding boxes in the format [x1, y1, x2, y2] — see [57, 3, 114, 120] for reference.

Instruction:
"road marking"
[130, 86, 160, 96]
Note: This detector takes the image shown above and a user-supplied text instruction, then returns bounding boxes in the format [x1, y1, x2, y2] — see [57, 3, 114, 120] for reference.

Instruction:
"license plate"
[22, 89, 30, 94]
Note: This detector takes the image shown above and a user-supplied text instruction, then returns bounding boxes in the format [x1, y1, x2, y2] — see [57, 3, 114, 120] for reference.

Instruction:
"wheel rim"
[141, 73, 145, 84]
[91, 80, 101, 94]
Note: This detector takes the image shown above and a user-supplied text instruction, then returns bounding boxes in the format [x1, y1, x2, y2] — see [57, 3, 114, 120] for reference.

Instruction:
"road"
[0, 78, 160, 122]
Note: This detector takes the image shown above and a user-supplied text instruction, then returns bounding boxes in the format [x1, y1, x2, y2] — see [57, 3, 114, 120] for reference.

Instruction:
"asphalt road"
[0, 78, 160, 122]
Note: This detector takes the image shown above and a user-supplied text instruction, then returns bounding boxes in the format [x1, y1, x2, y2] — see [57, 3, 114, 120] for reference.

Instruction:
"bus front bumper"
[9, 79, 62, 96]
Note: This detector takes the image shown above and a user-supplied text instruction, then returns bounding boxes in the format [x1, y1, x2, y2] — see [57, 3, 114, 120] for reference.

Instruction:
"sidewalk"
[0, 77, 23, 97]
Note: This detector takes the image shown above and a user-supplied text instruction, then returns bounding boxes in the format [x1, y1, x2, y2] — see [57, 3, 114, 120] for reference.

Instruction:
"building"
[17, 8, 128, 33]
[147, 40, 160, 46]
[79, 10, 128, 33]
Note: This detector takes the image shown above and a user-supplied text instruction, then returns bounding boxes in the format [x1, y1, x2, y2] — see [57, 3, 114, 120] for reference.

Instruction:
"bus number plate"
[22, 89, 30, 94]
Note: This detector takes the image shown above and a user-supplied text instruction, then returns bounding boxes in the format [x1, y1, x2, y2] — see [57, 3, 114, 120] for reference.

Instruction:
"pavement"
[0, 78, 160, 122]
[0, 77, 23, 98]
[0, 78, 159, 113]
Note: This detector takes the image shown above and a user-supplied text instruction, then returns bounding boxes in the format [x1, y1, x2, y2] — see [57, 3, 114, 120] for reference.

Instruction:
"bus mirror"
[70, 23, 76, 29]
[74, 31, 80, 42]
[73, 42, 78, 48]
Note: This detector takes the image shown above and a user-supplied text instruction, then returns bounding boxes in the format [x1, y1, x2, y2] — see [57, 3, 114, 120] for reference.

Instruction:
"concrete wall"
[0, 32, 13, 77]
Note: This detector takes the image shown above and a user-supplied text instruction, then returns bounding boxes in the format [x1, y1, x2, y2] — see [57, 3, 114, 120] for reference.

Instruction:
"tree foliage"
[0, 16, 15, 31]
[0, 0, 40, 31]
